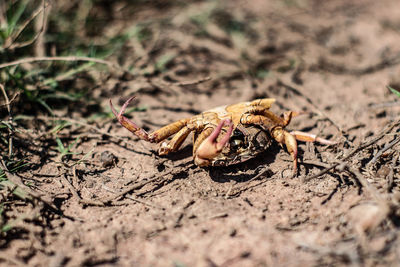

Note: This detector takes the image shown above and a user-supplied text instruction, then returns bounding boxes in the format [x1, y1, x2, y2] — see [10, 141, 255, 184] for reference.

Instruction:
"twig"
[156, 76, 212, 95]
[305, 118, 400, 181]
[0, 84, 14, 157]
[368, 135, 400, 165]
[0, 92, 19, 108]
[386, 153, 398, 193]
[102, 185, 164, 209]
[6, 0, 50, 50]
[103, 169, 174, 203]
[77, 170, 174, 208]
[60, 172, 104, 206]
[18, 114, 129, 143]
[34, 0, 49, 57]
[300, 159, 331, 169]
[172, 76, 211, 86]
[60, 174, 80, 200]
[71, 165, 79, 187]
[208, 213, 229, 220]
[227, 168, 272, 198]
[0, 56, 133, 74]
[368, 101, 400, 109]
[344, 165, 385, 203]
[278, 79, 347, 141]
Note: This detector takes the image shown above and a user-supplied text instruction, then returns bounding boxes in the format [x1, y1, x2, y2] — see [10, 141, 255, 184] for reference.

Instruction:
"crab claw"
[195, 119, 234, 166]
[109, 96, 151, 141]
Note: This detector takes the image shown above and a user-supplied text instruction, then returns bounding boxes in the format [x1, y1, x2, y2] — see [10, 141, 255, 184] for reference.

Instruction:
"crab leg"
[290, 131, 336, 145]
[241, 113, 334, 177]
[246, 108, 300, 128]
[158, 126, 191, 155]
[282, 111, 301, 126]
[150, 118, 191, 142]
[110, 96, 189, 143]
[275, 130, 335, 177]
[250, 98, 276, 109]
[194, 119, 234, 166]
[284, 131, 298, 176]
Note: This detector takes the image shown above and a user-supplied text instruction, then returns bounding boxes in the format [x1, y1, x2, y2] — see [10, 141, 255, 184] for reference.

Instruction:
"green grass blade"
[155, 54, 175, 72]
[36, 98, 55, 115]
[56, 137, 66, 153]
[48, 121, 72, 135]
[42, 61, 96, 86]
[0, 180, 31, 201]
[388, 86, 400, 98]
[67, 137, 80, 152]
[6, 0, 29, 36]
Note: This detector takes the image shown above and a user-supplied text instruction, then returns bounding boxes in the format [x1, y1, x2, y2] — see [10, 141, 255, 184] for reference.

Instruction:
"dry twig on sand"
[305, 118, 400, 181]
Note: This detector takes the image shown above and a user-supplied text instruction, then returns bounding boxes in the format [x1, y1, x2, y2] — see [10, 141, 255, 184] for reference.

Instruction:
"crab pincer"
[194, 119, 234, 166]
[109, 96, 153, 142]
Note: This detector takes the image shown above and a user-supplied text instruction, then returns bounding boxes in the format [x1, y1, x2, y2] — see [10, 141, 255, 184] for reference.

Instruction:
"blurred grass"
[1, 0, 147, 116]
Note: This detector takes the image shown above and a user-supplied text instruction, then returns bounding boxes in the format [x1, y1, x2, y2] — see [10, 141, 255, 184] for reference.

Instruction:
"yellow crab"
[110, 97, 334, 176]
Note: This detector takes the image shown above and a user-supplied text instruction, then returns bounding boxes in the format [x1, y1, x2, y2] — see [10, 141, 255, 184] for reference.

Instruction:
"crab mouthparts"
[194, 119, 234, 166]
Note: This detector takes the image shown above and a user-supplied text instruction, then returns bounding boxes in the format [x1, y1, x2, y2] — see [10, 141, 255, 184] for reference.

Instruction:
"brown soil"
[2, 0, 400, 266]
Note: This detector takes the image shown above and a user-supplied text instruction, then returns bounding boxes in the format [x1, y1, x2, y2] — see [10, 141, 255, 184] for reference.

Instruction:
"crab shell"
[210, 124, 272, 166]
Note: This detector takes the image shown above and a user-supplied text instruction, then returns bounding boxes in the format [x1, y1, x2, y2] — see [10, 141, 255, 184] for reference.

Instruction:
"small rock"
[100, 151, 116, 168]
[348, 202, 389, 235]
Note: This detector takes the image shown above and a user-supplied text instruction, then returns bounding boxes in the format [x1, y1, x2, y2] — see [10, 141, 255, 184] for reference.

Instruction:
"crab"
[110, 97, 334, 176]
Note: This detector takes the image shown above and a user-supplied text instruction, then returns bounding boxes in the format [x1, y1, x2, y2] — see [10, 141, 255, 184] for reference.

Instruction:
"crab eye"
[230, 139, 243, 151]
[233, 139, 242, 146]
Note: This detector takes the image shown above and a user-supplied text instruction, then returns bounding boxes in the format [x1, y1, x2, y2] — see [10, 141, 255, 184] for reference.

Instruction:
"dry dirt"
[2, 0, 400, 266]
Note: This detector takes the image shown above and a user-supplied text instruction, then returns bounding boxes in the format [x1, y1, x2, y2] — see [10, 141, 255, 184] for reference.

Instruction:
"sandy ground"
[1, 0, 400, 266]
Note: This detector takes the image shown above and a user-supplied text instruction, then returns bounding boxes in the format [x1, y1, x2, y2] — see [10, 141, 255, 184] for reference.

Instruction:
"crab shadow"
[159, 145, 194, 162]
[160, 142, 311, 184]
[206, 143, 282, 183]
